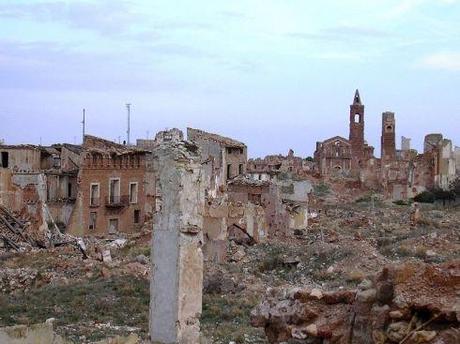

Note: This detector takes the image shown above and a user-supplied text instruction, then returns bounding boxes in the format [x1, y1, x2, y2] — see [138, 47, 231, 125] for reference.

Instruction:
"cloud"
[0, 40, 182, 92]
[147, 43, 217, 59]
[323, 26, 392, 38]
[385, 0, 458, 18]
[220, 10, 249, 20]
[286, 25, 392, 43]
[0, 1, 140, 36]
[418, 52, 460, 71]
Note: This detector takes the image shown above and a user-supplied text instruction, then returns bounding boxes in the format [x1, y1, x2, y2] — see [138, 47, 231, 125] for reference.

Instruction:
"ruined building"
[247, 149, 312, 181]
[67, 135, 151, 236]
[0, 144, 81, 235]
[314, 90, 457, 200]
[314, 90, 374, 177]
[183, 128, 310, 263]
[187, 127, 247, 197]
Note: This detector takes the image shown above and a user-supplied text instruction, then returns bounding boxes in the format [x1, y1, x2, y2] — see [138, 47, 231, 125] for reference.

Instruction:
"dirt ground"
[1, 197, 459, 343]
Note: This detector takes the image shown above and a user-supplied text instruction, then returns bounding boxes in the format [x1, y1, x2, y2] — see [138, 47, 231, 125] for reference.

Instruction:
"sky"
[0, 0, 459, 158]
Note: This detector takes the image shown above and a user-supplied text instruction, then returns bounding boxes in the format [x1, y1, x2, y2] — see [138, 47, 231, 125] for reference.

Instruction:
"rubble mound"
[251, 260, 460, 343]
[0, 267, 39, 293]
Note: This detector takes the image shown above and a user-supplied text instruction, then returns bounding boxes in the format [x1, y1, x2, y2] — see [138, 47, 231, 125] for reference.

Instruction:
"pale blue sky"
[0, 0, 459, 157]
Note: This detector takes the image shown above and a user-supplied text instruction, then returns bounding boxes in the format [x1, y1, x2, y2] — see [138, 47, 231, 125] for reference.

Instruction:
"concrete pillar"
[150, 141, 204, 344]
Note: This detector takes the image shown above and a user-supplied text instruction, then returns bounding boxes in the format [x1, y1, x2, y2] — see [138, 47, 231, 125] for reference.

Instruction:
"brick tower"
[349, 89, 365, 172]
[381, 112, 396, 161]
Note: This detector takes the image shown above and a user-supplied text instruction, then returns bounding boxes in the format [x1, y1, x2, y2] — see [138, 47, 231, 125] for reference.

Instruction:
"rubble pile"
[0, 267, 39, 293]
[0, 205, 34, 251]
[251, 261, 460, 343]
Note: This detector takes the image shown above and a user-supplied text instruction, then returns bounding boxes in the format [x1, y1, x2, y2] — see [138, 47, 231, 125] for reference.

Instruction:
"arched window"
[354, 114, 360, 123]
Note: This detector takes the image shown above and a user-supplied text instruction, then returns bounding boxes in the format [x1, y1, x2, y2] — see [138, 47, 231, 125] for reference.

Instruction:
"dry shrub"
[346, 270, 365, 282]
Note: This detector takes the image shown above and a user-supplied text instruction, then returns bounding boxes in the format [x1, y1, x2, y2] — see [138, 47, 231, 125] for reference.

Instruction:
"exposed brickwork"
[349, 89, 366, 173]
[381, 111, 396, 161]
[67, 135, 149, 236]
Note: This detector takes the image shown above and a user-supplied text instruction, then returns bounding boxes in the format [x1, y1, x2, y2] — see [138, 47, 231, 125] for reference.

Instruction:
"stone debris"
[251, 261, 460, 343]
[0, 267, 39, 293]
[0, 320, 143, 344]
[102, 250, 112, 264]
[0, 320, 69, 344]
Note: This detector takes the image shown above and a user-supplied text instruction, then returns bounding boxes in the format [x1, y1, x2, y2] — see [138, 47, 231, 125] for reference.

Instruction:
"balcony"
[105, 195, 129, 208]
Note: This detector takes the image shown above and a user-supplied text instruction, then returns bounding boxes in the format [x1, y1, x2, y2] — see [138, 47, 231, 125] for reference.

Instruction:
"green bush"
[450, 177, 460, 196]
[314, 182, 330, 196]
[393, 199, 410, 206]
[432, 188, 456, 202]
[413, 191, 435, 203]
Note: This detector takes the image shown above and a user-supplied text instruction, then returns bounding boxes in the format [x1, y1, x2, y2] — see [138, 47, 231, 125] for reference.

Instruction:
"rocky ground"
[0, 195, 459, 343]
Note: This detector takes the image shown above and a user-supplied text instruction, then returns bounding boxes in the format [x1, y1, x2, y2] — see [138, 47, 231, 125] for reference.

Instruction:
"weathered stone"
[251, 261, 460, 344]
[305, 324, 318, 337]
[0, 321, 68, 344]
[149, 140, 204, 344]
[310, 288, 323, 300]
[322, 290, 356, 304]
[102, 250, 112, 264]
[410, 330, 437, 343]
[358, 279, 373, 290]
[376, 281, 394, 304]
[389, 310, 404, 319]
[356, 288, 377, 303]
[134, 254, 149, 265]
[93, 334, 141, 344]
[386, 322, 409, 342]
[372, 330, 387, 344]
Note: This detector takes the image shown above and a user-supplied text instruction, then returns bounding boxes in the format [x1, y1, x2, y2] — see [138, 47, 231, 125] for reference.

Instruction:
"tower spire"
[353, 89, 362, 105]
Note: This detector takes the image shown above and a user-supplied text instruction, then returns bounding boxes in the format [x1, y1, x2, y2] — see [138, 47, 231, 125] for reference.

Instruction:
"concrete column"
[150, 141, 204, 344]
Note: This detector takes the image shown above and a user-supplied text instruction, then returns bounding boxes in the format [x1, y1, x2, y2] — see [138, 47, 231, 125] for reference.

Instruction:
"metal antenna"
[126, 103, 131, 145]
[81, 108, 86, 143]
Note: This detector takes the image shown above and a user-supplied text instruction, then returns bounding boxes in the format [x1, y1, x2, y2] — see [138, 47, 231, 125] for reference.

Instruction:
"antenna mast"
[81, 108, 86, 143]
[126, 103, 131, 145]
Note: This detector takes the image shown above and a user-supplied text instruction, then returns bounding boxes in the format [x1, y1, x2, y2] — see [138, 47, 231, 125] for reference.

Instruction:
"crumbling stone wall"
[0, 321, 68, 344]
[0, 146, 42, 172]
[252, 261, 460, 343]
[314, 136, 352, 176]
[401, 136, 411, 152]
[247, 149, 309, 179]
[381, 111, 396, 161]
[187, 127, 247, 196]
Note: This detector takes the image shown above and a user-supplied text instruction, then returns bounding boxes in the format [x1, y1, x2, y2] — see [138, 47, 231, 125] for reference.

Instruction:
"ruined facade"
[314, 136, 352, 176]
[247, 149, 310, 181]
[0, 144, 81, 235]
[187, 127, 247, 197]
[186, 128, 254, 262]
[68, 135, 150, 236]
[186, 128, 307, 262]
[314, 90, 374, 177]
